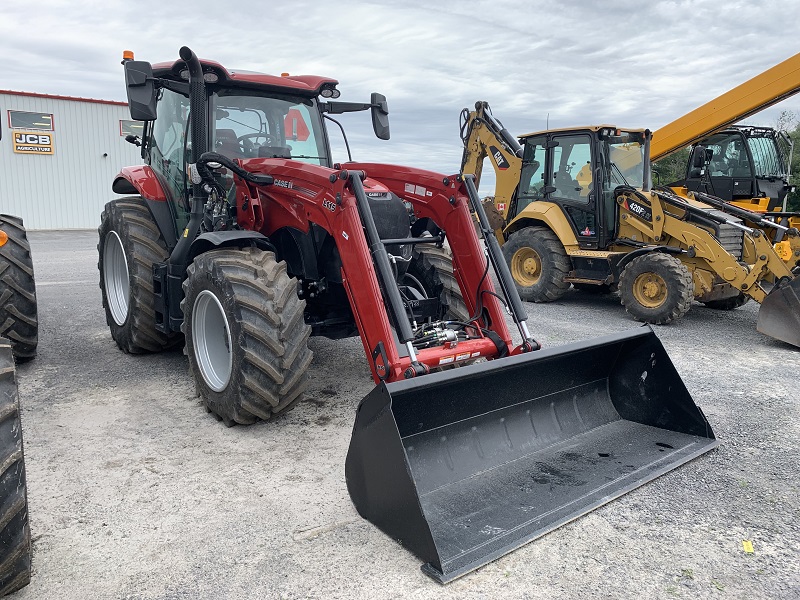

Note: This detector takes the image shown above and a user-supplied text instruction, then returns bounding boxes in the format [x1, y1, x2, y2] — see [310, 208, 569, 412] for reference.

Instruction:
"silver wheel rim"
[192, 290, 233, 392]
[103, 231, 130, 326]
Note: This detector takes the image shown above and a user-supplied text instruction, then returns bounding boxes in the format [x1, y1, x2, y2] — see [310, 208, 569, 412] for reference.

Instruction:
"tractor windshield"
[211, 89, 329, 166]
[606, 132, 646, 189]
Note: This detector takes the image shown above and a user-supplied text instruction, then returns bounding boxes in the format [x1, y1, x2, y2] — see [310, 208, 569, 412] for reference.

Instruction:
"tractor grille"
[708, 209, 744, 260]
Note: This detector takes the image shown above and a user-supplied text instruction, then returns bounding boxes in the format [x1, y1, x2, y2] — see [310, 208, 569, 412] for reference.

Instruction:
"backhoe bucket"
[757, 277, 800, 348]
[345, 327, 716, 583]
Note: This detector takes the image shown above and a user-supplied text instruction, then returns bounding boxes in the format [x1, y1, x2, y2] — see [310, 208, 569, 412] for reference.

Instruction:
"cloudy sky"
[2, 0, 799, 192]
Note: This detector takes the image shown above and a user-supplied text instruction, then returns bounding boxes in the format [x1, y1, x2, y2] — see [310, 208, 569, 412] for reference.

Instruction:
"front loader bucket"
[757, 277, 800, 348]
[345, 327, 716, 583]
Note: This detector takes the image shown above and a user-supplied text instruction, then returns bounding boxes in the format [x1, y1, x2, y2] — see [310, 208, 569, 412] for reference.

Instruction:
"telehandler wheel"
[181, 248, 313, 426]
[0, 339, 31, 596]
[0, 216, 37, 361]
[404, 246, 470, 322]
[502, 226, 570, 302]
[619, 253, 694, 324]
[703, 292, 750, 311]
[98, 197, 182, 354]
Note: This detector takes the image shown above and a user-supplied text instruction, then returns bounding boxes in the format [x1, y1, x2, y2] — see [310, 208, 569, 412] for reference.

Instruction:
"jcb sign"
[13, 131, 54, 155]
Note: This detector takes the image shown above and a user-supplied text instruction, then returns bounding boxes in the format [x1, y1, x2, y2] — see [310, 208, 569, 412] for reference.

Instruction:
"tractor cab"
[682, 126, 793, 211]
[510, 126, 650, 250]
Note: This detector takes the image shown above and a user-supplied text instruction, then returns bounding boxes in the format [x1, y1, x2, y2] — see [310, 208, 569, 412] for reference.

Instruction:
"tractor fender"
[613, 246, 686, 278]
[187, 231, 276, 264]
[112, 165, 168, 201]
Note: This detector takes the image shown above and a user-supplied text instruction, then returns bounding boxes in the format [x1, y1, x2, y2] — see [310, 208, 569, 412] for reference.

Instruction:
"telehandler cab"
[461, 101, 800, 347]
[102, 47, 716, 582]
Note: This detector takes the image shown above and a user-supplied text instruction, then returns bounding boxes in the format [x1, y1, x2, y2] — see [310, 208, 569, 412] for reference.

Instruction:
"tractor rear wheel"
[0, 339, 31, 596]
[619, 253, 694, 324]
[502, 226, 571, 302]
[702, 292, 750, 311]
[98, 197, 182, 353]
[404, 246, 470, 322]
[181, 248, 313, 426]
[0, 216, 37, 361]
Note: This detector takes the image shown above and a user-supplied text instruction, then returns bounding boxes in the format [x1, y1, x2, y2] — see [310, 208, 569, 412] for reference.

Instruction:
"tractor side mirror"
[124, 60, 158, 121]
[370, 93, 390, 140]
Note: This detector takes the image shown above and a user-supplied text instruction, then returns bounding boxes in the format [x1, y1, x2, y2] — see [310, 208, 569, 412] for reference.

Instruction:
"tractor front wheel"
[181, 248, 313, 426]
[619, 253, 694, 324]
[98, 197, 181, 353]
[404, 246, 470, 322]
[502, 226, 571, 302]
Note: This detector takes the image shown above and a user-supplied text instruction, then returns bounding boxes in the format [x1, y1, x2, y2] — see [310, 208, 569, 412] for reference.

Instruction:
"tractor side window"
[150, 88, 191, 230]
[516, 137, 546, 216]
[551, 135, 592, 202]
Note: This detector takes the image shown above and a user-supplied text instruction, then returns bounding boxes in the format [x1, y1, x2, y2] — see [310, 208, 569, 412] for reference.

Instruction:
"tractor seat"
[215, 129, 243, 158]
[258, 145, 292, 159]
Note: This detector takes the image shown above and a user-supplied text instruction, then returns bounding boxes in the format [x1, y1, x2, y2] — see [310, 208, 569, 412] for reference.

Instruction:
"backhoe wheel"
[619, 253, 694, 324]
[404, 246, 470, 322]
[0, 216, 37, 361]
[502, 226, 571, 302]
[181, 248, 313, 426]
[703, 292, 750, 311]
[0, 339, 31, 596]
[98, 197, 182, 353]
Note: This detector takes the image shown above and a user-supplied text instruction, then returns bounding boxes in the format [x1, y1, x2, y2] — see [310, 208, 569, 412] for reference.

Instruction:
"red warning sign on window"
[284, 109, 309, 142]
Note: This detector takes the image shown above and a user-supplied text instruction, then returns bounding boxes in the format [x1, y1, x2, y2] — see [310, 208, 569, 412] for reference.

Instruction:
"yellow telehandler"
[460, 101, 800, 347]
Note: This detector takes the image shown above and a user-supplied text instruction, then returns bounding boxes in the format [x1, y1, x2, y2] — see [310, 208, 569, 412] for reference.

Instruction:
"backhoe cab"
[460, 101, 800, 347]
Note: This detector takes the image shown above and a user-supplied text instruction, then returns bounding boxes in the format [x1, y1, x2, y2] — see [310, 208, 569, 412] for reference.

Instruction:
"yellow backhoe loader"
[460, 102, 800, 347]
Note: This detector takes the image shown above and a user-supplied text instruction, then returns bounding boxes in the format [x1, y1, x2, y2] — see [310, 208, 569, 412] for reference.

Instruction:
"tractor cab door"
[685, 131, 756, 202]
[147, 88, 192, 236]
[544, 133, 602, 249]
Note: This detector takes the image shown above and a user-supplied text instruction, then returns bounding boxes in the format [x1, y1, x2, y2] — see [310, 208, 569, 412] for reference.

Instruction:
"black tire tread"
[182, 248, 312, 425]
[702, 292, 750, 311]
[502, 226, 571, 302]
[0, 340, 30, 596]
[413, 246, 471, 321]
[98, 197, 181, 353]
[0, 216, 38, 360]
[619, 253, 694, 325]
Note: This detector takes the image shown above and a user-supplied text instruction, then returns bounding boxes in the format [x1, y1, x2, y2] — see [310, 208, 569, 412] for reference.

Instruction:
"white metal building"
[0, 90, 143, 230]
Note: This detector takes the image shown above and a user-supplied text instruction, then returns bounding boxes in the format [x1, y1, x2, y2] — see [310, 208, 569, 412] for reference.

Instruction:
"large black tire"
[702, 292, 750, 311]
[403, 246, 470, 322]
[98, 197, 182, 353]
[181, 248, 313, 426]
[502, 226, 571, 302]
[0, 339, 31, 596]
[0, 216, 37, 361]
[619, 253, 694, 324]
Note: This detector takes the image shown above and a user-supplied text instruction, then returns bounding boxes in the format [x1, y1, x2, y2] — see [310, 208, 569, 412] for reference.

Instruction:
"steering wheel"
[237, 133, 276, 157]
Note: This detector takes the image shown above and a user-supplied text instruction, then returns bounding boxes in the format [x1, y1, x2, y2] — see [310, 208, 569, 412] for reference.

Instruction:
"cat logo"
[489, 145, 509, 170]
[13, 131, 54, 155]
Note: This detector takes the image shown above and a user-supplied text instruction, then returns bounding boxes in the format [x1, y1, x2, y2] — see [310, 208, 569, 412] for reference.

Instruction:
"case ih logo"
[626, 199, 652, 222]
[489, 145, 510, 170]
[13, 131, 54, 155]
[273, 179, 293, 189]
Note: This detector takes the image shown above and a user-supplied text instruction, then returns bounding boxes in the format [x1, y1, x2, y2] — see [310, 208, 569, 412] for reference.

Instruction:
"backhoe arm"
[459, 101, 524, 223]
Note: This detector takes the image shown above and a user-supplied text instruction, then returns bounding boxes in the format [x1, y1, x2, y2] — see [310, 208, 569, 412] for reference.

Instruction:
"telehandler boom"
[460, 102, 800, 347]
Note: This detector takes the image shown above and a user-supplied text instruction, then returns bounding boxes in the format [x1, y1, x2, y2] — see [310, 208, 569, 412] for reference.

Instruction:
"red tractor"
[101, 47, 716, 583]
[100, 47, 538, 426]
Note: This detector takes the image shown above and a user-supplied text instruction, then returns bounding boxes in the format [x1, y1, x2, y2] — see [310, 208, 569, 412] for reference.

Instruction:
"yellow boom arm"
[651, 52, 800, 161]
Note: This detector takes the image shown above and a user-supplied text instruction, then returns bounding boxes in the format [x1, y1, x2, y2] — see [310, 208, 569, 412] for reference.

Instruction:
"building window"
[8, 110, 54, 131]
[120, 120, 144, 137]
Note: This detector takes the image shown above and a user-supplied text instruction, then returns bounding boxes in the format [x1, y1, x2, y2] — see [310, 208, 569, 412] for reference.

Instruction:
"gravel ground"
[13, 230, 800, 599]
